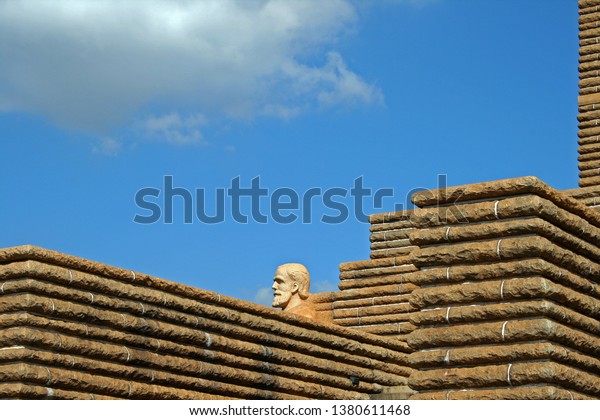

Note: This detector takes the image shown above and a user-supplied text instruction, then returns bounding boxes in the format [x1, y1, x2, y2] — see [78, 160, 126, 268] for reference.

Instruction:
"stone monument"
[272, 263, 317, 320]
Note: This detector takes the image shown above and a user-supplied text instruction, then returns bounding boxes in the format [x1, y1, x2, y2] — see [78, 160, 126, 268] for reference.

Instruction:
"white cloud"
[253, 286, 274, 307]
[312, 280, 338, 293]
[92, 137, 121, 155]
[138, 112, 206, 144]
[285, 52, 384, 108]
[0, 0, 385, 142]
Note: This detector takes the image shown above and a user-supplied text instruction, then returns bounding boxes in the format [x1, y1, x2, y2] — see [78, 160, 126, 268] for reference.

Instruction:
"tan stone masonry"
[1, 0, 599, 401]
[0, 246, 412, 400]
[1, 178, 598, 399]
[321, 176, 599, 399]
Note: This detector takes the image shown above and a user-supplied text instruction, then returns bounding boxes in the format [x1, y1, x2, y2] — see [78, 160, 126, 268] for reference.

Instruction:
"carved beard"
[272, 290, 291, 308]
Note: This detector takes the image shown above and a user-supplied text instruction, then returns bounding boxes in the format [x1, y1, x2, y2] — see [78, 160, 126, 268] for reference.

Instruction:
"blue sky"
[1, 0, 578, 305]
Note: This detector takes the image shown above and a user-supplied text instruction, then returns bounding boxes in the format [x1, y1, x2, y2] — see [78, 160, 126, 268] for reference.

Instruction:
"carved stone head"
[272, 263, 310, 310]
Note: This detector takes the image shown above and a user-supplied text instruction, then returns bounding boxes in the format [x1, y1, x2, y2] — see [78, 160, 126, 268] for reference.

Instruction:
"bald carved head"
[272, 263, 310, 310]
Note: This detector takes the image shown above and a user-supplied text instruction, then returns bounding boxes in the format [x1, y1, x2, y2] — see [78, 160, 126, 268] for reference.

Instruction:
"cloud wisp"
[0, 0, 385, 147]
[138, 112, 207, 145]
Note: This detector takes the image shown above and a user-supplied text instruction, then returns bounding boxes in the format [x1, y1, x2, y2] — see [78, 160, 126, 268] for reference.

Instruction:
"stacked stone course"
[405, 177, 600, 399]
[1, 0, 598, 401]
[332, 177, 600, 399]
[2, 176, 597, 400]
[0, 246, 412, 399]
[578, 0, 600, 187]
[311, 254, 418, 338]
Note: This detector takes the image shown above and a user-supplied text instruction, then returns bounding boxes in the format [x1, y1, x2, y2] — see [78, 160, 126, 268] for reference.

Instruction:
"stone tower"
[578, 0, 600, 187]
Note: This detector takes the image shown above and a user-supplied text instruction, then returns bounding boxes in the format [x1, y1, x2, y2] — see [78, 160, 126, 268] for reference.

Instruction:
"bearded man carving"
[271, 263, 317, 320]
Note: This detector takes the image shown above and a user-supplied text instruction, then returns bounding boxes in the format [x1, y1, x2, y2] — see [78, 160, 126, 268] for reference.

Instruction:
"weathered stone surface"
[579, 132, 600, 144]
[411, 177, 600, 227]
[580, 37, 600, 48]
[370, 385, 416, 400]
[579, 102, 600, 113]
[576, 117, 600, 130]
[0, 260, 409, 357]
[411, 236, 600, 281]
[580, 63, 600, 136]
[9, 344, 378, 399]
[351, 172, 600, 399]
[581, 17, 600, 32]
[410, 300, 600, 336]
[580, 175, 600, 187]
[370, 246, 418, 260]
[577, 135, 600, 147]
[370, 229, 413, 242]
[579, 58, 600, 72]
[376, 195, 600, 249]
[311, 283, 416, 304]
[0, 247, 405, 354]
[409, 277, 599, 318]
[409, 218, 600, 262]
[580, 0, 600, 170]
[369, 210, 413, 225]
[403, 258, 598, 298]
[578, 154, 600, 170]
[334, 303, 413, 320]
[0, 319, 403, 397]
[0, 383, 120, 400]
[408, 341, 600, 374]
[408, 361, 600, 396]
[328, 291, 414, 310]
[0, 287, 403, 366]
[339, 256, 412, 272]
[338, 273, 416, 291]
[370, 239, 412, 250]
[578, 150, 600, 161]
[579, 53, 600, 65]
[580, 44, 600, 58]
[339, 264, 417, 281]
[0, 362, 240, 400]
[406, 318, 599, 357]
[0, 304, 410, 387]
[576, 108, 600, 122]
[336, 315, 416, 332]
[579, 86, 600, 96]
[411, 386, 591, 400]
[410, 176, 536, 205]
[573, 195, 600, 207]
[352, 323, 414, 336]
[0, 346, 315, 399]
[563, 184, 600, 200]
[581, 1, 600, 13]
[0, 247, 415, 400]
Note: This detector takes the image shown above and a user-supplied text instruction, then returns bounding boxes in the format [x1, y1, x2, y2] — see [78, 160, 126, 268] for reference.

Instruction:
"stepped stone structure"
[0, 246, 412, 399]
[579, 0, 600, 187]
[1, 0, 599, 399]
[336, 177, 600, 399]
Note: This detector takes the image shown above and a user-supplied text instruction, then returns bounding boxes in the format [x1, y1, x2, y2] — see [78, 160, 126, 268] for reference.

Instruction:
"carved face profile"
[272, 263, 311, 312]
[272, 265, 296, 309]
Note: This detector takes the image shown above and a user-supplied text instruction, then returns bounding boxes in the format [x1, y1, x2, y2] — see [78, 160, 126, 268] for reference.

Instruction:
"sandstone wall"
[2, 175, 598, 401]
[329, 176, 599, 399]
[578, 0, 600, 187]
[406, 177, 600, 399]
[0, 246, 412, 400]
[564, 185, 600, 210]
[308, 208, 423, 339]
